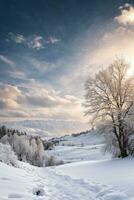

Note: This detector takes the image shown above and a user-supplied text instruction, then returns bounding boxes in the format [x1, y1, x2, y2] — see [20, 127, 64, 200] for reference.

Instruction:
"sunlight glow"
[127, 60, 134, 76]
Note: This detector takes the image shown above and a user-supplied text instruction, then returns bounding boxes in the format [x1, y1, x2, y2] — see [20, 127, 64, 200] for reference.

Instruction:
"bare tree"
[84, 58, 134, 158]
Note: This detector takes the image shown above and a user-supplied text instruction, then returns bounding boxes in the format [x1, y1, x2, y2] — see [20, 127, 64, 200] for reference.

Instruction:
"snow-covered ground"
[0, 130, 133, 200]
[52, 132, 134, 199]
[56, 159, 134, 198]
[0, 161, 131, 200]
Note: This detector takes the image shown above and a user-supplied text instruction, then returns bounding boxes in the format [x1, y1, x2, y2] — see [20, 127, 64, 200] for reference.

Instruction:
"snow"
[56, 158, 134, 197]
[52, 132, 134, 199]
[48, 131, 109, 163]
[48, 144, 110, 163]
[0, 161, 130, 200]
[58, 130, 105, 146]
[0, 129, 133, 200]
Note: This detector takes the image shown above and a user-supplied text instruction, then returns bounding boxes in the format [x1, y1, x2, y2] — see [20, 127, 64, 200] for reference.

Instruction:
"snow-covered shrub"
[44, 155, 64, 167]
[0, 143, 17, 166]
[43, 140, 54, 150]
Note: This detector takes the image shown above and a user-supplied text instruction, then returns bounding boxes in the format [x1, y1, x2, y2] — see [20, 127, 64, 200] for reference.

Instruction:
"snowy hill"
[0, 161, 131, 200]
[56, 129, 105, 146]
[0, 119, 89, 138]
[48, 129, 109, 163]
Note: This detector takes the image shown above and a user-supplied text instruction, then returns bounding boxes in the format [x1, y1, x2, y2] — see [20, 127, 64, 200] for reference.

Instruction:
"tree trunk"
[113, 124, 128, 158]
[118, 114, 128, 158]
[118, 135, 128, 158]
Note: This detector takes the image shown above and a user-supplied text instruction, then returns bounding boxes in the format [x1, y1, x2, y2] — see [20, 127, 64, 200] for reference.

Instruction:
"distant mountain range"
[0, 119, 89, 138]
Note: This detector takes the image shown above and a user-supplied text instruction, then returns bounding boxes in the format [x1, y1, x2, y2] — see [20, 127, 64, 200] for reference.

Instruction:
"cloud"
[115, 4, 134, 25]
[9, 32, 44, 50]
[0, 83, 21, 109]
[25, 57, 55, 72]
[9, 32, 26, 44]
[0, 99, 19, 109]
[0, 110, 31, 118]
[8, 33, 60, 50]
[0, 54, 15, 67]
[22, 88, 80, 108]
[48, 36, 60, 44]
[8, 69, 28, 80]
[0, 82, 84, 121]
[0, 83, 21, 99]
[27, 36, 44, 50]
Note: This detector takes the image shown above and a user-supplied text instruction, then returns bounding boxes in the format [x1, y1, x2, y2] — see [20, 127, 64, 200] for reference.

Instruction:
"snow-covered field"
[48, 131, 110, 163]
[0, 130, 133, 200]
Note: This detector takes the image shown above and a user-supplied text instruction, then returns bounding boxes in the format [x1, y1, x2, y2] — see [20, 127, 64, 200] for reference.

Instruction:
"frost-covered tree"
[13, 134, 30, 161]
[84, 58, 134, 158]
[0, 129, 46, 166]
[0, 126, 7, 139]
[0, 126, 62, 167]
[0, 143, 17, 166]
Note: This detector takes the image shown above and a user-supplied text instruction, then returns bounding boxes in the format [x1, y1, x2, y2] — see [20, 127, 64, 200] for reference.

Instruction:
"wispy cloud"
[0, 54, 15, 67]
[8, 32, 60, 50]
[48, 36, 60, 44]
[9, 33, 26, 44]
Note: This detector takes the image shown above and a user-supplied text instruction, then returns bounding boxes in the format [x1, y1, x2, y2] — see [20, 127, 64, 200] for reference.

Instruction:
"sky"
[0, 0, 134, 122]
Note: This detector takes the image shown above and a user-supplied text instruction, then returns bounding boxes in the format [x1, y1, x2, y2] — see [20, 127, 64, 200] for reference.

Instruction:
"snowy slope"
[57, 129, 105, 146]
[49, 144, 110, 163]
[48, 130, 109, 163]
[0, 119, 89, 138]
[47, 130, 134, 199]
[56, 158, 134, 199]
[0, 161, 130, 200]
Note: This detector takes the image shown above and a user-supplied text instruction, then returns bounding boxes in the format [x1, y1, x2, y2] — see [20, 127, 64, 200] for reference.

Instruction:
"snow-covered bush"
[43, 140, 54, 150]
[0, 143, 17, 166]
[44, 155, 64, 167]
